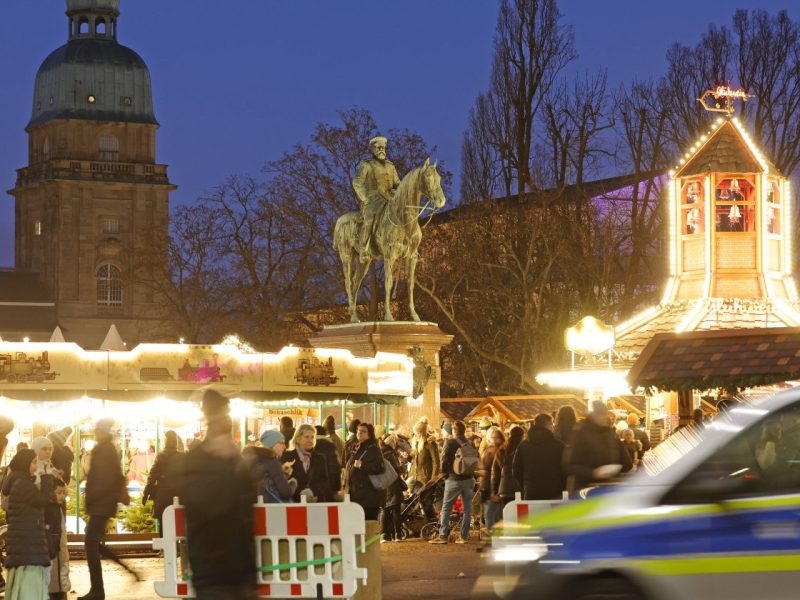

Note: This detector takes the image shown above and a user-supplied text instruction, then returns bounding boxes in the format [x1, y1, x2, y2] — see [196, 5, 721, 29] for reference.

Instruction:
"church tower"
[9, 0, 175, 347]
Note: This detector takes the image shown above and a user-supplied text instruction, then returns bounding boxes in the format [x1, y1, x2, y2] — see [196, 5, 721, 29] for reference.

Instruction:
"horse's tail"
[334, 212, 358, 256]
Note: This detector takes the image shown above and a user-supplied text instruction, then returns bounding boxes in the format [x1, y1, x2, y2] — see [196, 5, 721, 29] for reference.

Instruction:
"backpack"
[453, 440, 479, 476]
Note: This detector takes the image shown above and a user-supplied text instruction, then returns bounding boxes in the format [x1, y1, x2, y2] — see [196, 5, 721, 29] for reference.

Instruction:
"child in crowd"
[621, 429, 643, 469]
[46, 478, 71, 600]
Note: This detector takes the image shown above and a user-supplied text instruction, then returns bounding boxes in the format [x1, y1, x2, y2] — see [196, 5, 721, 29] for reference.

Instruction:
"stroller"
[397, 474, 446, 539]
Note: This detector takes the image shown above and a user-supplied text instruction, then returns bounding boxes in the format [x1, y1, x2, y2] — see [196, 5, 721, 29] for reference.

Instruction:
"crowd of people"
[0, 396, 657, 599]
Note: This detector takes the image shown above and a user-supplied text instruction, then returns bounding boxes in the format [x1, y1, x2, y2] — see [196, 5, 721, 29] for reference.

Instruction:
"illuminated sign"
[565, 316, 615, 355]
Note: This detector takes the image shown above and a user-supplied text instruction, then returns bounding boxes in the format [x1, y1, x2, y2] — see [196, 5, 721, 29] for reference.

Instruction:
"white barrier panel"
[498, 491, 569, 535]
[153, 497, 369, 599]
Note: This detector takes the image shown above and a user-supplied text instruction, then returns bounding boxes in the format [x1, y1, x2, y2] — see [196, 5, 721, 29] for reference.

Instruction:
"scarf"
[296, 446, 312, 473]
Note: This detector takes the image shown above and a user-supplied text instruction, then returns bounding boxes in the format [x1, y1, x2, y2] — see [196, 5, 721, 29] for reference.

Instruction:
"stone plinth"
[309, 322, 453, 428]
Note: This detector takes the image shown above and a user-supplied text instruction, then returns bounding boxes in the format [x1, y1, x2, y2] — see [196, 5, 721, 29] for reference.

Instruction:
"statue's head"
[369, 135, 388, 161]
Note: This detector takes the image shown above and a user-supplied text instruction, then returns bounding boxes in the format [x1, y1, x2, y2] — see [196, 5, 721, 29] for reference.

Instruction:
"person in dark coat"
[315, 425, 343, 495]
[280, 416, 295, 446]
[554, 406, 578, 445]
[243, 430, 296, 503]
[344, 419, 361, 465]
[345, 423, 385, 520]
[0, 415, 13, 592]
[493, 426, 524, 506]
[281, 424, 333, 502]
[513, 413, 566, 500]
[47, 427, 74, 485]
[3, 448, 53, 598]
[565, 402, 632, 495]
[80, 418, 138, 600]
[379, 435, 405, 542]
[142, 430, 182, 530]
[179, 390, 258, 600]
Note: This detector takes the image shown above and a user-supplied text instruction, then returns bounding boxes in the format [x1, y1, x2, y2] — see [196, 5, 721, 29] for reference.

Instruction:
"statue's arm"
[391, 164, 401, 190]
[352, 162, 369, 205]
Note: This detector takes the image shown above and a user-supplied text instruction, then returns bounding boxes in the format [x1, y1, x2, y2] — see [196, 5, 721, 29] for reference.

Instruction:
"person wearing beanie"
[143, 431, 183, 529]
[242, 429, 296, 504]
[48, 427, 75, 484]
[32, 435, 56, 478]
[2, 448, 54, 599]
[80, 419, 138, 600]
[178, 403, 257, 597]
[201, 389, 229, 419]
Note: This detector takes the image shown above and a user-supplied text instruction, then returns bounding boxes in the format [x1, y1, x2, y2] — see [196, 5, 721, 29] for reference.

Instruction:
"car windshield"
[641, 389, 781, 478]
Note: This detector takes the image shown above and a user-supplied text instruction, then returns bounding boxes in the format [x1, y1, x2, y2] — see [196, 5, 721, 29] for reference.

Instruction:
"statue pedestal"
[309, 322, 453, 429]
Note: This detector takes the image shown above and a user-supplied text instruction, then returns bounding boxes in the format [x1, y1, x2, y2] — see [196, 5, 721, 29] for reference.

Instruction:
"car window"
[663, 403, 800, 504]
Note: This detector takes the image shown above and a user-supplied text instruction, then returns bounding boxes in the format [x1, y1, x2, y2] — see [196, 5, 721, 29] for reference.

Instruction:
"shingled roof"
[627, 326, 800, 391]
[676, 119, 781, 177]
[440, 399, 481, 421]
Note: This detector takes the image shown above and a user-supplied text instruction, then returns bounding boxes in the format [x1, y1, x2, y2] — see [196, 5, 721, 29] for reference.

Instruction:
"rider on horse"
[352, 135, 401, 263]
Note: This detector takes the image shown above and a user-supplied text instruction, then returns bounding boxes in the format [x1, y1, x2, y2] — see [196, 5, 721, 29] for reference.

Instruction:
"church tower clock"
[9, 0, 175, 347]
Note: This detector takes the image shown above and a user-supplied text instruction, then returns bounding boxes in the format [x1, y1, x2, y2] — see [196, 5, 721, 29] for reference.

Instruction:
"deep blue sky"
[1, 0, 798, 266]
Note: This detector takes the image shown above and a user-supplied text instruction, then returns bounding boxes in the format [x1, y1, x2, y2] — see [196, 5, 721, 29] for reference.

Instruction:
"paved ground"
[62, 539, 485, 599]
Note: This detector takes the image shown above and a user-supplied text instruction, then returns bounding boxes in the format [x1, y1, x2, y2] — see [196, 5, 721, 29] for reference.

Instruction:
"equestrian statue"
[334, 135, 446, 323]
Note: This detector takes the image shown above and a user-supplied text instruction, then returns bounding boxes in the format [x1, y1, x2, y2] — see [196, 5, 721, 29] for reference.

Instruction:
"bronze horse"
[334, 159, 446, 322]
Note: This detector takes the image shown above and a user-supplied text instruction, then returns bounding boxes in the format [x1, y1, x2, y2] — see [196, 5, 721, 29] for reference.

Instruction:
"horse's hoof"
[384, 315, 395, 322]
[411, 313, 421, 322]
[350, 316, 361, 324]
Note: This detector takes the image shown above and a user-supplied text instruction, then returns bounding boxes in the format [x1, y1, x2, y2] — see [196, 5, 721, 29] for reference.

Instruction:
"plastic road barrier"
[153, 496, 369, 599]
[494, 491, 569, 544]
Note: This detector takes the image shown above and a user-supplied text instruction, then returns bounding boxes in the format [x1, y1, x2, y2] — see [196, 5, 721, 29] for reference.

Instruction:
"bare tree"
[734, 10, 800, 175]
[460, 0, 576, 201]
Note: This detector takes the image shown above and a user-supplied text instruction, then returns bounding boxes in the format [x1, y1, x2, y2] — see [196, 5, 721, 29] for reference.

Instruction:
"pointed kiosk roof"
[675, 118, 781, 178]
[100, 324, 126, 351]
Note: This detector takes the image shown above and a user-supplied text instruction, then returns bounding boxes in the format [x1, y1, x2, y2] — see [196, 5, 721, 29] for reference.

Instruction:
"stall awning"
[0, 341, 413, 404]
[627, 326, 800, 391]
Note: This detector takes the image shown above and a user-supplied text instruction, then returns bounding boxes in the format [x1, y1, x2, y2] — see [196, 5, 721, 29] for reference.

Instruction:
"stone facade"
[4, 0, 174, 349]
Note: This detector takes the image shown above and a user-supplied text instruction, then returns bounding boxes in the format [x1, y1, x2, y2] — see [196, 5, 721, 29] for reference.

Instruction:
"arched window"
[79, 18, 89, 35]
[95, 18, 106, 36]
[97, 264, 122, 306]
[98, 134, 119, 162]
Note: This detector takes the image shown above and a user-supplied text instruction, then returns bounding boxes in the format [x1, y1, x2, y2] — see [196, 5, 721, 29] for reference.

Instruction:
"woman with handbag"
[344, 423, 385, 520]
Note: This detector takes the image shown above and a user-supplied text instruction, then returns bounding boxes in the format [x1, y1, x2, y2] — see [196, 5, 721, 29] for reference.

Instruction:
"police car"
[475, 388, 800, 600]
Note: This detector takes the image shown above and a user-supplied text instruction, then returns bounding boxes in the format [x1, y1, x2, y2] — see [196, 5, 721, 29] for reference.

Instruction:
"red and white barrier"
[153, 496, 368, 599]
[496, 491, 569, 539]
